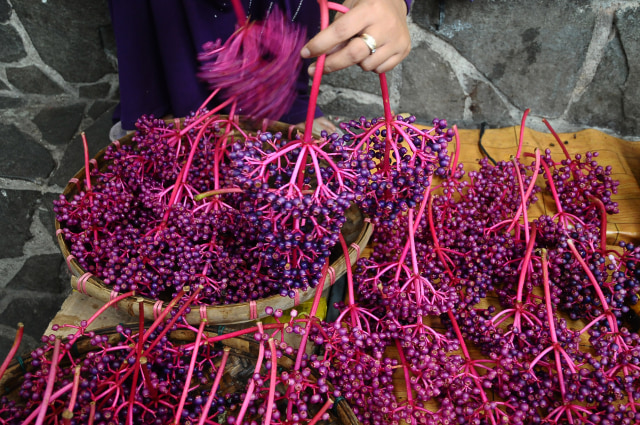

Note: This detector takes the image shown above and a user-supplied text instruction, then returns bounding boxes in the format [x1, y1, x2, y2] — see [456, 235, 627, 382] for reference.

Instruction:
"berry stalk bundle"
[0, 279, 357, 424]
[317, 111, 639, 425]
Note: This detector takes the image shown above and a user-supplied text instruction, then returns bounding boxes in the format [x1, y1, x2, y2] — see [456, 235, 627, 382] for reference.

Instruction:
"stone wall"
[0, 0, 119, 358]
[320, 0, 640, 138]
[0, 0, 639, 359]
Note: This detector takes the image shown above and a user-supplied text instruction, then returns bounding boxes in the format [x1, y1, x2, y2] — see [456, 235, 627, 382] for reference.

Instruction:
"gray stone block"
[12, 0, 115, 83]
[50, 105, 116, 187]
[468, 80, 512, 127]
[567, 35, 627, 134]
[319, 92, 385, 121]
[39, 192, 61, 248]
[0, 326, 39, 363]
[0, 23, 27, 62]
[6, 254, 68, 293]
[321, 67, 399, 96]
[0, 123, 55, 179]
[0, 0, 11, 23]
[79, 82, 112, 99]
[88, 99, 118, 120]
[6, 65, 64, 95]
[398, 43, 465, 123]
[0, 293, 66, 347]
[34, 103, 86, 146]
[0, 190, 40, 258]
[416, 0, 594, 117]
[0, 95, 25, 109]
[617, 7, 640, 136]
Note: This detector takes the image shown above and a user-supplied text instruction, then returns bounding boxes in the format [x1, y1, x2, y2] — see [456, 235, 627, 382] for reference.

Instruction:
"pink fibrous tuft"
[198, 8, 306, 122]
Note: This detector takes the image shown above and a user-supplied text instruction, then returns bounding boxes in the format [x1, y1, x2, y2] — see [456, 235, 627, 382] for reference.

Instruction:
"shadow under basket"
[55, 116, 373, 326]
[0, 326, 361, 424]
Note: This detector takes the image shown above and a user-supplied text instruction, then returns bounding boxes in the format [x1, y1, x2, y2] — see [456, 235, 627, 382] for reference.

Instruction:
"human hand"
[300, 0, 410, 75]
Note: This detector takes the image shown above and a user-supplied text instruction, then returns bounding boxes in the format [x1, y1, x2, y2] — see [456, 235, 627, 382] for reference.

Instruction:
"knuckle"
[360, 61, 375, 72]
[345, 45, 364, 63]
[332, 20, 353, 41]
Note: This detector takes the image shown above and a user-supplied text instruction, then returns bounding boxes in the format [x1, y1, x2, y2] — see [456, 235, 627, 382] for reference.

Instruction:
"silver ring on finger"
[358, 33, 377, 55]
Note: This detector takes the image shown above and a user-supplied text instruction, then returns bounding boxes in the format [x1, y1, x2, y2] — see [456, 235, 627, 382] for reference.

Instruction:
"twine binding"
[327, 266, 336, 285]
[110, 291, 120, 309]
[153, 301, 164, 320]
[76, 272, 92, 294]
[200, 305, 208, 322]
[65, 255, 76, 272]
[249, 300, 258, 320]
[68, 177, 80, 190]
[350, 242, 361, 259]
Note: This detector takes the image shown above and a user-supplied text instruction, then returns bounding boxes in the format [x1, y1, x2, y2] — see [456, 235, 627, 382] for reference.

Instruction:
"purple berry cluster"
[0, 291, 338, 425]
[298, 114, 640, 425]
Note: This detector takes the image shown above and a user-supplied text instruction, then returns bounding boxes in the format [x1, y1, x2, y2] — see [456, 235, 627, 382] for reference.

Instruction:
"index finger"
[301, 7, 371, 58]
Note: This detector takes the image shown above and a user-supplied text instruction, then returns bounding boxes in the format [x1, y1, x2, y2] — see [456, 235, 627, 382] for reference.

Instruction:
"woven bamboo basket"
[55, 117, 373, 326]
[0, 326, 360, 424]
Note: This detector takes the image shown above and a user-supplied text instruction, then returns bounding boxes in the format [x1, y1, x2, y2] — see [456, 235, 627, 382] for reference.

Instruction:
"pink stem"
[307, 399, 333, 425]
[81, 132, 92, 193]
[303, 0, 330, 143]
[23, 382, 74, 425]
[197, 347, 231, 425]
[407, 209, 421, 275]
[140, 287, 187, 344]
[294, 260, 328, 371]
[511, 160, 530, 242]
[394, 338, 414, 405]
[142, 286, 203, 357]
[230, 0, 246, 29]
[62, 365, 82, 424]
[81, 132, 100, 243]
[515, 223, 537, 304]
[587, 195, 608, 250]
[451, 125, 461, 173]
[542, 118, 571, 160]
[174, 312, 208, 424]
[69, 290, 135, 340]
[566, 240, 616, 331]
[427, 195, 454, 279]
[127, 300, 146, 424]
[176, 88, 221, 137]
[447, 310, 497, 425]
[541, 250, 566, 386]
[507, 149, 541, 235]
[264, 339, 278, 425]
[139, 357, 158, 400]
[379, 73, 393, 122]
[339, 233, 358, 327]
[35, 337, 62, 425]
[235, 326, 266, 424]
[0, 322, 23, 381]
[515, 108, 530, 160]
[88, 402, 96, 425]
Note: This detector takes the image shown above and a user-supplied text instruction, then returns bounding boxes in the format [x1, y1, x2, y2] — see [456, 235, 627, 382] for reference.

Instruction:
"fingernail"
[308, 64, 316, 76]
[301, 47, 310, 58]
